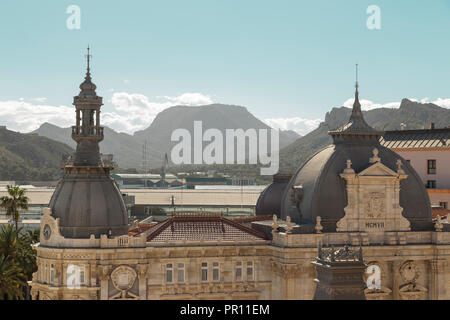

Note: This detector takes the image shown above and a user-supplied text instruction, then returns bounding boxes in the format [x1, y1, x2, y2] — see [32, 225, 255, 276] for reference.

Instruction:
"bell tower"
[72, 47, 104, 166]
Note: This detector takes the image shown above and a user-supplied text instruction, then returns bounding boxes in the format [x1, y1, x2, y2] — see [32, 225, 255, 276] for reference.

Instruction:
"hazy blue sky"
[0, 0, 449, 134]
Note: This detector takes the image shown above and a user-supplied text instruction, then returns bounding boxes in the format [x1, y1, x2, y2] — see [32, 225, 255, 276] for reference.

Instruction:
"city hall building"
[30, 54, 450, 300]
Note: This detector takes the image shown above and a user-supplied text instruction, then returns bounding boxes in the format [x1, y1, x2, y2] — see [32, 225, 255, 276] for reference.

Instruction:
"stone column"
[76, 109, 80, 129]
[391, 260, 401, 300]
[99, 265, 111, 300]
[96, 110, 100, 128]
[137, 264, 148, 300]
[430, 259, 447, 300]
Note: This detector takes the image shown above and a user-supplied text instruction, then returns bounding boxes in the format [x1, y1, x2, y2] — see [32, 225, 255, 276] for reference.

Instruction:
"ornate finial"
[350, 63, 363, 119]
[369, 148, 381, 163]
[315, 216, 323, 234]
[86, 46, 91, 74]
[396, 159, 405, 174]
[272, 215, 279, 234]
[435, 215, 444, 232]
[285, 216, 293, 234]
[343, 159, 355, 174]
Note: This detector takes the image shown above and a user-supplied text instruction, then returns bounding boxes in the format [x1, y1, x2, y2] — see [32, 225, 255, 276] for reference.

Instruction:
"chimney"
[430, 123, 435, 130]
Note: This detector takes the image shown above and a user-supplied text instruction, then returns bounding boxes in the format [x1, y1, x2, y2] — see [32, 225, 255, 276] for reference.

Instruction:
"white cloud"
[342, 98, 401, 111]
[343, 97, 450, 111]
[31, 97, 47, 103]
[410, 97, 450, 108]
[0, 92, 214, 134]
[0, 100, 74, 132]
[162, 92, 213, 106]
[263, 117, 322, 136]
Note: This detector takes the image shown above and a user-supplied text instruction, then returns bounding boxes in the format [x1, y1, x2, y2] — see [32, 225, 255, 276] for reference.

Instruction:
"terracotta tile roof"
[432, 208, 450, 219]
[128, 222, 158, 236]
[229, 215, 272, 228]
[380, 128, 450, 149]
[146, 213, 267, 243]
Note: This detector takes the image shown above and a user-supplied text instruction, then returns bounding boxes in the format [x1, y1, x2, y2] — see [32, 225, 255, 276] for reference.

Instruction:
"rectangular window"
[246, 261, 254, 281]
[426, 180, 437, 189]
[41, 263, 44, 282]
[440, 202, 448, 209]
[212, 262, 220, 282]
[177, 263, 185, 283]
[201, 262, 208, 282]
[44, 264, 48, 283]
[50, 264, 55, 284]
[79, 265, 85, 284]
[166, 263, 173, 284]
[235, 262, 242, 281]
[428, 160, 436, 174]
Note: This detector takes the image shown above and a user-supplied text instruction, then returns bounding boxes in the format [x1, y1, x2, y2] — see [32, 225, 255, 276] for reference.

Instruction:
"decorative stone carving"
[435, 215, 444, 232]
[285, 216, 293, 234]
[398, 283, 428, 300]
[344, 159, 355, 174]
[365, 192, 385, 218]
[337, 152, 410, 232]
[396, 159, 405, 175]
[315, 216, 323, 234]
[272, 215, 279, 234]
[110, 265, 139, 300]
[98, 265, 111, 281]
[399, 261, 420, 283]
[369, 148, 381, 163]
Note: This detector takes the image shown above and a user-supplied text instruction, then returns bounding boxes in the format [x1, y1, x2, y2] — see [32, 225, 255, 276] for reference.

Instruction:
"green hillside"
[279, 99, 450, 173]
[0, 127, 73, 182]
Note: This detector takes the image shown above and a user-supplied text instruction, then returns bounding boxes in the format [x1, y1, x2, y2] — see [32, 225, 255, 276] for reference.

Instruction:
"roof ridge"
[221, 217, 267, 239]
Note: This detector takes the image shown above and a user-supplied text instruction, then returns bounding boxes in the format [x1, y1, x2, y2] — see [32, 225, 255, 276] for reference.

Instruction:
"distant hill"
[33, 123, 147, 169]
[0, 126, 73, 181]
[133, 103, 300, 160]
[279, 99, 450, 172]
[34, 104, 300, 169]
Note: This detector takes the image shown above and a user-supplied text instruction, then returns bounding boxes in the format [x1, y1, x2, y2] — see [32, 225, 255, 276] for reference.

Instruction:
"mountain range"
[3, 98, 449, 182]
[33, 104, 300, 169]
[0, 126, 73, 182]
[279, 98, 450, 172]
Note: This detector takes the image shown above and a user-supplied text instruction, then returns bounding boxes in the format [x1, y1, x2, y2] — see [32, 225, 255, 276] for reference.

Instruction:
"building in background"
[111, 173, 185, 189]
[381, 126, 450, 215]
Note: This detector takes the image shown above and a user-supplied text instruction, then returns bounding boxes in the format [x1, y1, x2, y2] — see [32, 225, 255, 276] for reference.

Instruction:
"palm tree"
[0, 256, 27, 300]
[0, 225, 29, 300]
[0, 185, 29, 231]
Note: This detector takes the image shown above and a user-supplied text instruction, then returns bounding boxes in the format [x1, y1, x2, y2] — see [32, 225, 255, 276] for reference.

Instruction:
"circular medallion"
[110, 265, 137, 291]
[43, 224, 51, 240]
[400, 261, 420, 283]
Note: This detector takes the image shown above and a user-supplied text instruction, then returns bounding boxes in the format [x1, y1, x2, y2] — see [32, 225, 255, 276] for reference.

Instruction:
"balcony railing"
[71, 125, 104, 137]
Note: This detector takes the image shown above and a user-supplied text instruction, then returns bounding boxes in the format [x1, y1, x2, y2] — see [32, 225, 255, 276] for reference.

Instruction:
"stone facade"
[30, 206, 450, 300]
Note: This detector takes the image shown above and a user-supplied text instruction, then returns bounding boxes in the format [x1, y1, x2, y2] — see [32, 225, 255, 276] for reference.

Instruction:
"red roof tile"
[146, 213, 267, 242]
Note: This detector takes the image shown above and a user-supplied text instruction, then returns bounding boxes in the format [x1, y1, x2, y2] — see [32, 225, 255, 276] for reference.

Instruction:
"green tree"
[0, 224, 39, 300]
[0, 256, 27, 300]
[0, 185, 29, 231]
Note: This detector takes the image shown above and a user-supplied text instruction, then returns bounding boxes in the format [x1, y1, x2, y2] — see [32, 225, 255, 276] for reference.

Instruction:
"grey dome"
[279, 144, 432, 231]
[257, 81, 433, 232]
[47, 49, 129, 239]
[256, 172, 292, 216]
[49, 169, 128, 238]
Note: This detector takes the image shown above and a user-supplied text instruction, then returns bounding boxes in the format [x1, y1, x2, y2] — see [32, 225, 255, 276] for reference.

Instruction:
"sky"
[0, 0, 449, 136]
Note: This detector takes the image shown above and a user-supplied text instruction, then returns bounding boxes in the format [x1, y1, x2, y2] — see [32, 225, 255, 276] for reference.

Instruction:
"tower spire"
[85, 46, 92, 77]
[352, 63, 362, 118]
[328, 63, 384, 143]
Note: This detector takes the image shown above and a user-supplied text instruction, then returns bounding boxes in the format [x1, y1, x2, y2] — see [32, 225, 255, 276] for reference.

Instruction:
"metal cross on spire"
[355, 63, 359, 90]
